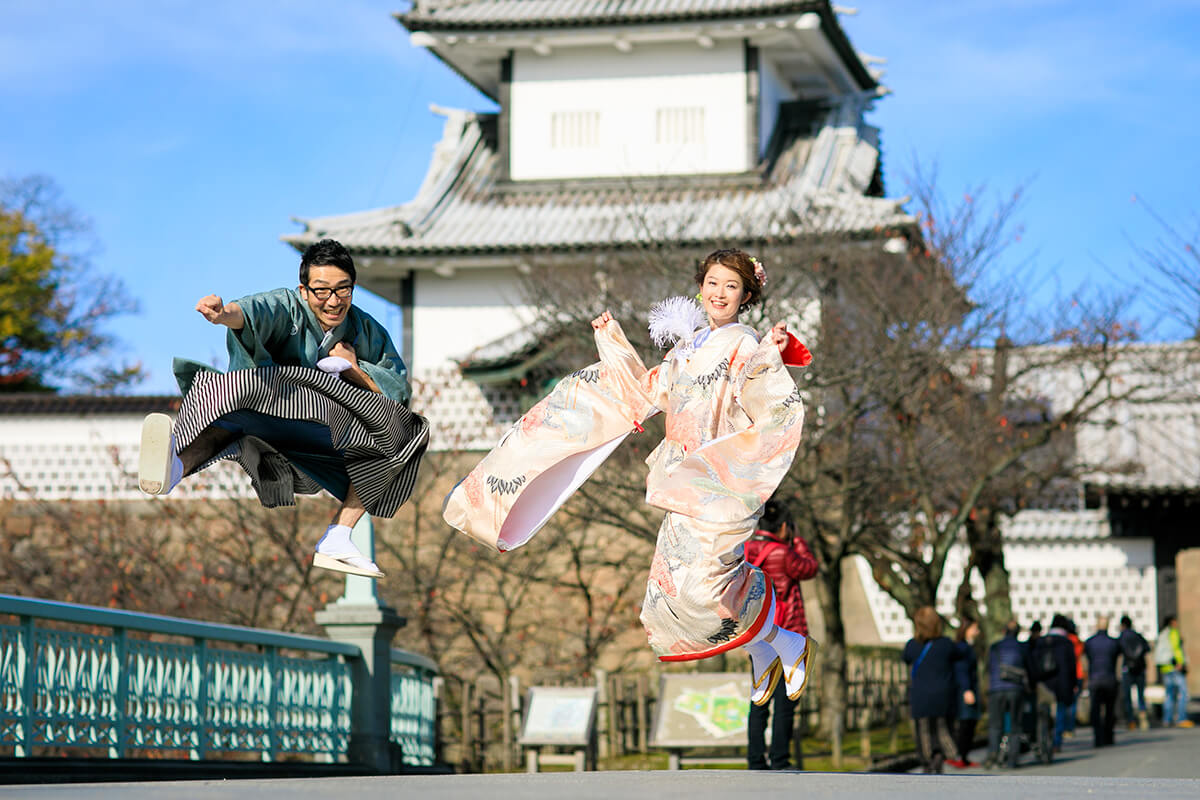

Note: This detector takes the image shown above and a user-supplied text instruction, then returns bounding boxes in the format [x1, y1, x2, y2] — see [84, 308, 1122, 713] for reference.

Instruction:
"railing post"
[195, 638, 208, 761]
[114, 628, 129, 759]
[266, 646, 280, 763]
[315, 516, 405, 773]
[18, 616, 35, 758]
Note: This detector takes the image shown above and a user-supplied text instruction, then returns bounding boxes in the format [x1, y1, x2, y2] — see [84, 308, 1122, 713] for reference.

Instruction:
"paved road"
[6, 726, 1197, 800]
[5, 769, 1198, 800]
[953, 724, 1199, 779]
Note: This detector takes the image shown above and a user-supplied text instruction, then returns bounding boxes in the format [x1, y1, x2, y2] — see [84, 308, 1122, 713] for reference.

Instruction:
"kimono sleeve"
[225, 289, 299, 371]
[645, 336, 805, 523]
[442, 320, 655, 553]
[594, 319, 668, 418]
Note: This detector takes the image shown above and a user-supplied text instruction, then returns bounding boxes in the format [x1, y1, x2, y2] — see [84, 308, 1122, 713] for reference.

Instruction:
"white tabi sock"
[316, 524, 357, 556]
[743, 598, 781, 705]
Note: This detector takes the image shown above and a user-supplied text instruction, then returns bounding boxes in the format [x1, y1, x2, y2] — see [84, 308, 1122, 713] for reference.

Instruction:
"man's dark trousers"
[1091, 685, 1117, 746]
[987, 689, 1024, 767]
[748, 680, 800, 769]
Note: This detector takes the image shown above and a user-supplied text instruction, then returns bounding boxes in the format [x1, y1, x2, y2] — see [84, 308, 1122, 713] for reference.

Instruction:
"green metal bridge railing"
[0, 594, 437, 767]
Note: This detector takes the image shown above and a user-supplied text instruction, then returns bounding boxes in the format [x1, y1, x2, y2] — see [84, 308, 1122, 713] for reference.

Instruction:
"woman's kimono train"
[443, 319, 807, 660]
[171, 288, 429, 516]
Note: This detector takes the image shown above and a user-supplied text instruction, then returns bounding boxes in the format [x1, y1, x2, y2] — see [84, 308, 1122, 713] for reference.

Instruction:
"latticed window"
[655, 106, 705, 145]
[549, 110, 600, 149]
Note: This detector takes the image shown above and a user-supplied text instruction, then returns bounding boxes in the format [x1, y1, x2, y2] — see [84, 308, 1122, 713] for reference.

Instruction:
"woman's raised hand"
[769, 320, 789, 355]
[591, 310, 614, 330]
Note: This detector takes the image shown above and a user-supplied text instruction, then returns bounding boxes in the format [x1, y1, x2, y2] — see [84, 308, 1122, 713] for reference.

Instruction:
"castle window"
[550, 110, 600, 149]
[655, 106, 705, 145]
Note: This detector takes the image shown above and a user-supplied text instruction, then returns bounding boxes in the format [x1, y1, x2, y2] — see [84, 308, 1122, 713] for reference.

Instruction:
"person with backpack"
[1118, 615, 1151, 730]
[1084, 616, 1121, 747]
[983, 619, 1033, 769]
[1045, 614, 1080, 751]
[904, 606, 964, 773]
[743, 497, 818, 770]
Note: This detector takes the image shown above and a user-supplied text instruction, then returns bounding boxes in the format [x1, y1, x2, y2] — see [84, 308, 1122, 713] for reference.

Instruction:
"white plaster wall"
[510, 42, 749, 179]
[856, 531, 1159, 644]
[0, 414, 252, 501]
[410, 268, 535, 370]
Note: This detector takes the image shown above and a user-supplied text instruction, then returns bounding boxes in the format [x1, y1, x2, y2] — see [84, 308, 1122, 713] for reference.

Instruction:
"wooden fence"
[435, 654, 911, 772]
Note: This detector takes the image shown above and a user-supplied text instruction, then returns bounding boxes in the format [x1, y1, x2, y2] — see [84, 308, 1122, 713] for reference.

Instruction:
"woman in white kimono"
[443, 249, 814, 703]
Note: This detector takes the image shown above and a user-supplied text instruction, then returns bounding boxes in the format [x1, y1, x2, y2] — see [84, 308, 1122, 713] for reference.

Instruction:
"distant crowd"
[904, 609, 1192, 773]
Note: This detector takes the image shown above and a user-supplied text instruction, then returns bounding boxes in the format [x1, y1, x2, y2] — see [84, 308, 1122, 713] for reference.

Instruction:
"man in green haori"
[138, 239, 428, 579]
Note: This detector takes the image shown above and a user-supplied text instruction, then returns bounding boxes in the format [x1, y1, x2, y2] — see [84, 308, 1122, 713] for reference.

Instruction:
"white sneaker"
[139, 413, 183, 495]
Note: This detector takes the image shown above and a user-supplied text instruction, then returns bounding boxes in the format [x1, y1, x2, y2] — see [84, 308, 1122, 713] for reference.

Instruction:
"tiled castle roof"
[402, 0, 830, 29]
[284, 103, 913, 256]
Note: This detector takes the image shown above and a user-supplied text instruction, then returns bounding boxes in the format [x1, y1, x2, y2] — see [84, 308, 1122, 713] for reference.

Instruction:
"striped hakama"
[175, 364, 428, 516]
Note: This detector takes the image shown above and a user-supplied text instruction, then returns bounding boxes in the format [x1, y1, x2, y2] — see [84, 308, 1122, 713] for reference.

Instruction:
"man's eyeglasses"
[304, 284, 353, 300]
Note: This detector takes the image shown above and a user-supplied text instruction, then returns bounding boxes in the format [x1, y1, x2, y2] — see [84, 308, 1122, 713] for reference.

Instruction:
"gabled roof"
[399, 1, 879, 97]
[284, 103, 913, 259]
[402, 0, 831, 29]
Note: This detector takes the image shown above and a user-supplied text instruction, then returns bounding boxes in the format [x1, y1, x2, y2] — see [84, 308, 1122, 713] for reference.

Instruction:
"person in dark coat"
[948, 618, 981, 768]
[984, 619, 1033, 769]
[903, 606, 963, 773]
[1084, 615, 1121, 747]
[1118, 614, 1151, 730]
[744, 498, 818, 770]
[1045, 614, 1080, 750]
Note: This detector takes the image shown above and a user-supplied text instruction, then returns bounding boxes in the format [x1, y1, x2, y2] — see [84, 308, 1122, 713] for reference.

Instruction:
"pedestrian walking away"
[904, 606, 963, 774]
[984, 619, 1033, 769]
[137, 239, 429, 579]
[744, 496, 818, 770]
[1156, 615, 1194, 728]
[1118, 615, 1151, 730]
[947, 617, 981, 768]
[1044, 615, 1079, 751]
[1084, 616, 1121, 747]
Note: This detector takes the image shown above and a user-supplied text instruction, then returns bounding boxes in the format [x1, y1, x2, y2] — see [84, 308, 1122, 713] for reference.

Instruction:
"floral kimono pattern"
[443, 319, 807, 660]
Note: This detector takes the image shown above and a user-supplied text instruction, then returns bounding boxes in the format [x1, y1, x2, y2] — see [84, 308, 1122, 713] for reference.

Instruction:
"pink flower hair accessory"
[750, 256, 768, 288]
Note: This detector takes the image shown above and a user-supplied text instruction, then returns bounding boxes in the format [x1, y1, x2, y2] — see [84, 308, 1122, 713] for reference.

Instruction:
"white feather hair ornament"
[648, 296, 706, 349]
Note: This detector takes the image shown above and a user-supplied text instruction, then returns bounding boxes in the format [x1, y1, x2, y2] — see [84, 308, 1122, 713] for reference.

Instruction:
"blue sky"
[2, 1, 1198, 395]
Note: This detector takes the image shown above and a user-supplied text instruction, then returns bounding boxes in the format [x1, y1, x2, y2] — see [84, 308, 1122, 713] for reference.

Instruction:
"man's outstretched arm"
[196, 295, 245, 330]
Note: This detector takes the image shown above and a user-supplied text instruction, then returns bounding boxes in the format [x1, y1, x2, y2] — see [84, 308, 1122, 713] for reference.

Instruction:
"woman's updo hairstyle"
[694, 248, 764, 313]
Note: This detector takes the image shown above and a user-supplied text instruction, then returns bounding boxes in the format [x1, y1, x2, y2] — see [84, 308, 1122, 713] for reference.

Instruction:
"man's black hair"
[1163, 614, 1177, 628]
[1120, 615, 1133, 629]
[300, 239, 356, 285]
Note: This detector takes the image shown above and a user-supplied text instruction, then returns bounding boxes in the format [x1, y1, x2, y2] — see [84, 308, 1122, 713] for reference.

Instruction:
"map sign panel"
[649, 673, 752, 748]
[519, 686, 598, 746]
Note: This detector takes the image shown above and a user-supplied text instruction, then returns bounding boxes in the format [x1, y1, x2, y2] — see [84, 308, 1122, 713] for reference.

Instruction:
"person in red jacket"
[745, 496, 819, 769]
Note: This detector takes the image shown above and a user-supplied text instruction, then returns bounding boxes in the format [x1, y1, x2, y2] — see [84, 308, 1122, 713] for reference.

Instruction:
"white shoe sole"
[138, 413, 174, 495]
[313, 552, 384, 579]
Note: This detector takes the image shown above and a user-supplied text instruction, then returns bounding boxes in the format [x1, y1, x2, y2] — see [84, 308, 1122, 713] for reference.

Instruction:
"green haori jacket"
[172, 287, 411, 405]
